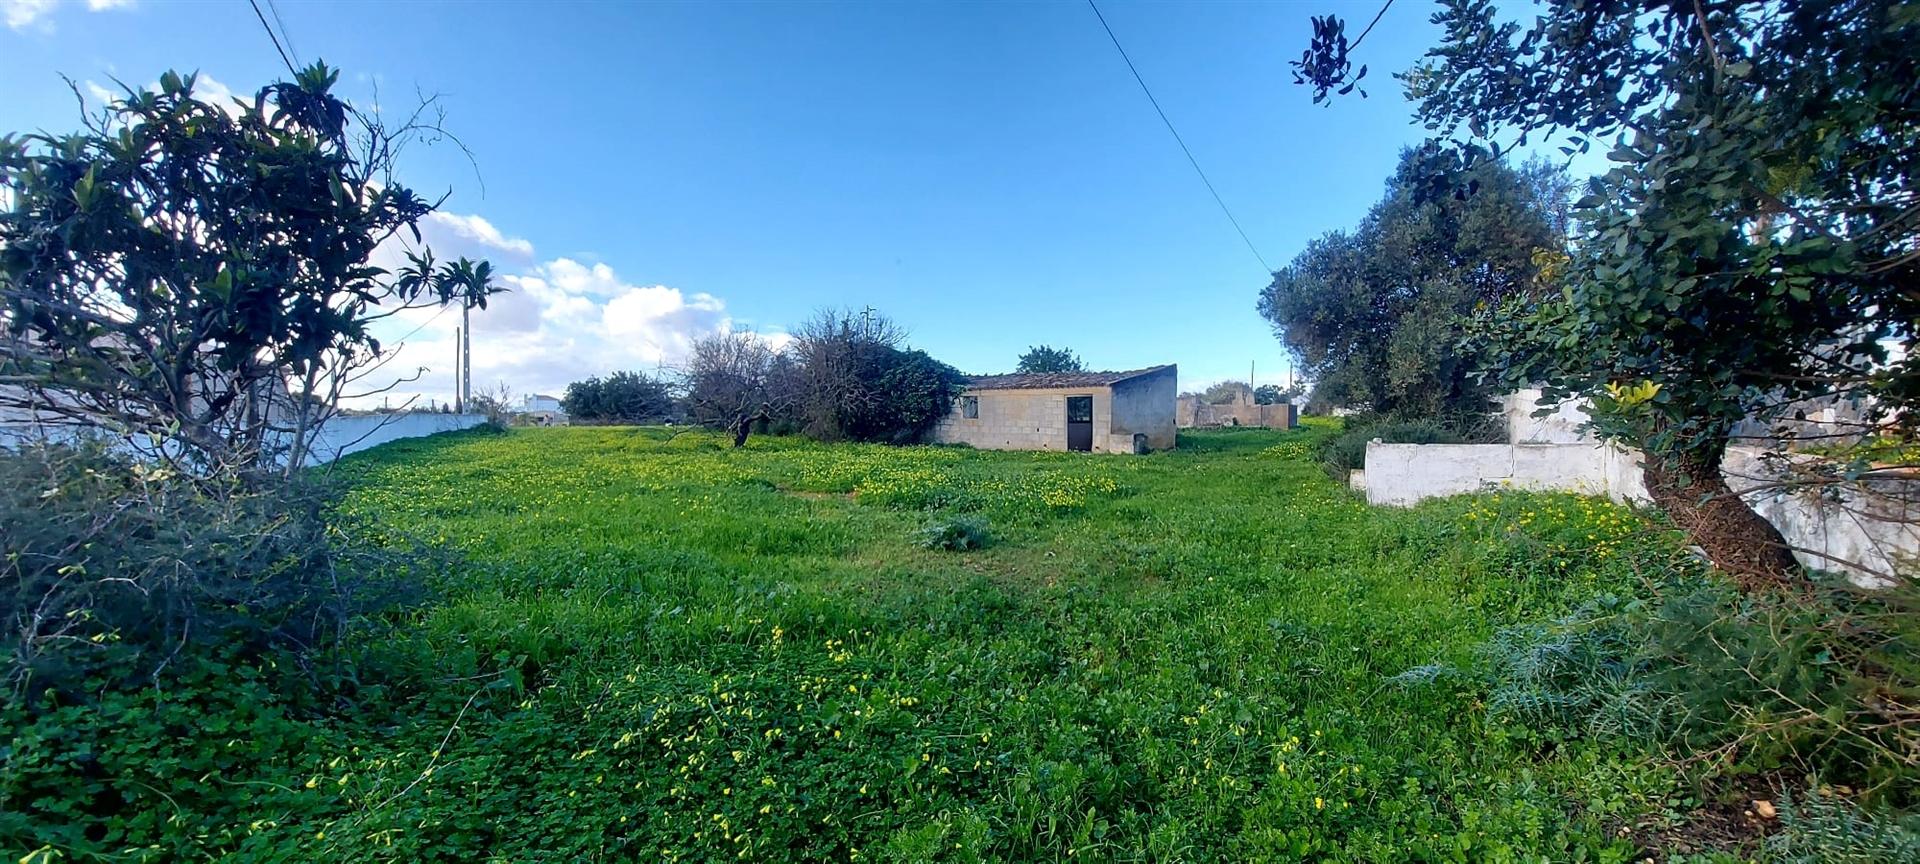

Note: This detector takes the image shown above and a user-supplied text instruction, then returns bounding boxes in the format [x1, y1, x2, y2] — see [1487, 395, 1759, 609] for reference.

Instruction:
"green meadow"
[293, 424, 1700, 862]
[13, 424, 1709, 862]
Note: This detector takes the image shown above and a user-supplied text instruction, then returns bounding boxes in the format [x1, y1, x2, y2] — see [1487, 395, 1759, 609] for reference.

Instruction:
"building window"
[961, 395, 979, 419]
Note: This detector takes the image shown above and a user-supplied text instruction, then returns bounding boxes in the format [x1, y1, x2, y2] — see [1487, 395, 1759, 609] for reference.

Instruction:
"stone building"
[1175, 387, 1297, 429]
[931, 365, 1177, 453]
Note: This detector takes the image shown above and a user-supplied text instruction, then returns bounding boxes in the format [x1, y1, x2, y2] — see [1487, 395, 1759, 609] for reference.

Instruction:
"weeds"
[915, 516, 990, 551]
[6, 425, 1864, 861]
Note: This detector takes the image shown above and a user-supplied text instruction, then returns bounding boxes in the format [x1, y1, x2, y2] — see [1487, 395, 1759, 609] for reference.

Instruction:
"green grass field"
[213, 422, 1698, 863]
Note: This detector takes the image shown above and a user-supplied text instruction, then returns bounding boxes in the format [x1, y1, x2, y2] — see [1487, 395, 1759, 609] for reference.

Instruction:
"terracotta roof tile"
[962, 364, 1175, 391]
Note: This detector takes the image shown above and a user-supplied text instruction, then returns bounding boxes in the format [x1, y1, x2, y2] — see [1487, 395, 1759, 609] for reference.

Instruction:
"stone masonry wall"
[931, 386, 1117, 452]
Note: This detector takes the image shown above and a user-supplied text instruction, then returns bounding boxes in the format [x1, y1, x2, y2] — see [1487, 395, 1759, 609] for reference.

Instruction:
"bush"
[916, 516, 990, 551]
[0, 443, 451, 856]
[1396, 571, 1920, 808]
[1767, 790, 1920, 864]
[563, 370, 674, 425]
[0, 443, 434, 698]
[1320, 417, 1469, 480]
[790, 309, 966, 444]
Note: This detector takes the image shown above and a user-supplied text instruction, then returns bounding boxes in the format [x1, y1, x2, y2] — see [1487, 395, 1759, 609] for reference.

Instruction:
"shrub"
[1396, 571, 1920, 807]
[790, 309, 966, 444]
[0, 443, 433, 699]
[1767, 790, 1920, 864]
[916, 516, 990, 551]
[0, 443, 451, 856]
[1320, 418, 1468, 480]
[563, 370, 675, 425]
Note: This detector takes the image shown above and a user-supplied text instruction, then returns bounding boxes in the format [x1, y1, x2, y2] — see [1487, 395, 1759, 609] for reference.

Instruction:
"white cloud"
[4, 0, 58, 29]
[422, 212, 534, 259]
[345, 216, 760, 409]
[5, 0, 131, 31]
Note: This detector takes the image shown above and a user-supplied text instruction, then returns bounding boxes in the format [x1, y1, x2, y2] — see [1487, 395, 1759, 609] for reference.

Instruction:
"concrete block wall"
[1176, 396, 1297, 430]
[932, 386, 1119, 452]
[1109, 368, 1178, 450]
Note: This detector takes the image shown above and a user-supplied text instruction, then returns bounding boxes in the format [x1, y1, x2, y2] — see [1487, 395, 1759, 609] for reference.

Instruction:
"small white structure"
[931, 365, 1177, 453]
[516, 394, 568, 427]
[1361, 441, 1648, 507]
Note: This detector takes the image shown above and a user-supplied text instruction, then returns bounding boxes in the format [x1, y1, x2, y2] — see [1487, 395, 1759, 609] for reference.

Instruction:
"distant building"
[931, 365, 1176, 453]
[1176, 387, 1297, 430]
[516, 394, 568, 427]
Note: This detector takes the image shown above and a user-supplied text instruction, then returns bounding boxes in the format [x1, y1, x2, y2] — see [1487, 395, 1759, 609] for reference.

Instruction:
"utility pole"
[453, 325, 463, 413]
[461, 302, 472, 411]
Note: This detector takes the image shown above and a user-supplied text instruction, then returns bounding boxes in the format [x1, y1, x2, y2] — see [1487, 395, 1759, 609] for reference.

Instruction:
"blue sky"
[4, 0, 1503, 406]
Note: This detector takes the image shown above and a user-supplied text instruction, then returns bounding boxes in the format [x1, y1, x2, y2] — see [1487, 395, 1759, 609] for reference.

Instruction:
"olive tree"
[1259, 146, 1566, 427]
[1389, 0, 1920, 583]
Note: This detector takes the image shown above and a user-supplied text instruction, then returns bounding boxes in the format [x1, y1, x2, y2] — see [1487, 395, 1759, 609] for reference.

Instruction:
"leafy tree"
[1203, 381, 1253, 405]
[1015, 345, 1085, 374]
[0, 66, 497, 477]
[791, 308, 965, 444]
[562, 370, 673, 425]
[1258, 146, 1565, 426]
[1410, 0, 1920, 582]
[1253, 383, 1301, 405]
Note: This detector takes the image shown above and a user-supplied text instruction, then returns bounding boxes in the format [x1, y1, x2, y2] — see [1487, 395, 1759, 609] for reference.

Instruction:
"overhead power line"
[264, 0, 303, 67]
[1352, 0, 1397, 52]
[247, 0, 299, 77]
[1086, 0, 1271, 274]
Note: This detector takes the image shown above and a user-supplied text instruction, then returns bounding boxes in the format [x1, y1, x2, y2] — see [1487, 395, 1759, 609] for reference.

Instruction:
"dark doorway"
[1066, 396, 1093, 452]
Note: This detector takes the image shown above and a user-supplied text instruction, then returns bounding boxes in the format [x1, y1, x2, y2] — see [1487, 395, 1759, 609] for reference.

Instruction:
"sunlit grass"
[272, 425, 1694, 861]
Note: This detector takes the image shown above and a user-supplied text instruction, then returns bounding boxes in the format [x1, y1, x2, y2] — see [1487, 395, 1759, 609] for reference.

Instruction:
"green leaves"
[0, 65, 496, 472]
[1260, 145, 1566, 421]
[1424, 0, 1920, 470]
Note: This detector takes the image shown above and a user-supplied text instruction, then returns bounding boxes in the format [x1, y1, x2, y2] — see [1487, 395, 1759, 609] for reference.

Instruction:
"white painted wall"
[301, 413, 486, 465]
[0, 411, 485, 466]
[1723, 448, 1916, 588]
[1502, 389, 1595, 444]
[1361, 442, 1649, 506]
[1359, 440, 1912, 587]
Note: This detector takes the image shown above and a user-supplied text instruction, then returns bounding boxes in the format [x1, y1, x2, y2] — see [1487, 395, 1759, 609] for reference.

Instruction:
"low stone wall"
[1176, 397, 1296, 429]
[1358, 441, 1914, 586]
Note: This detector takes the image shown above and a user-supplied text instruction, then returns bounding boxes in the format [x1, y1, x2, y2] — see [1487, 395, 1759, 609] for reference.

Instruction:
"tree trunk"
[1640, 441, 1800, 588]
[730, 408, 770, 448]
